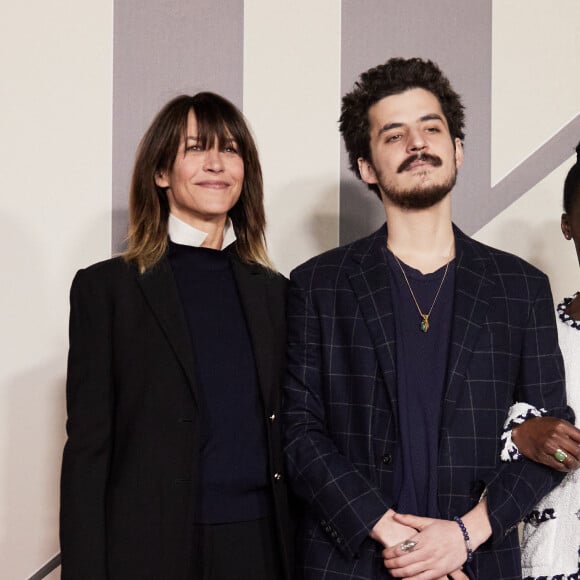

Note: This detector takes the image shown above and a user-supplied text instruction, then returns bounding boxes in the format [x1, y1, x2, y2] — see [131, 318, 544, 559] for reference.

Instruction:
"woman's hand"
[513, 416, 580, 471]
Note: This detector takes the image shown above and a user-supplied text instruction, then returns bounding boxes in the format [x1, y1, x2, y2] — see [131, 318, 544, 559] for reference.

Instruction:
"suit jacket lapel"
[230, 256, 280, 410]
[347, 225, 398, 408]
[136, 257, 199, 404]
[441, 227, 494, 428]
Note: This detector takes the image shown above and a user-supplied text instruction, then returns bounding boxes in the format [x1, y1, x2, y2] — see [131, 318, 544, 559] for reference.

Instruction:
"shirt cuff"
[500, 402, 546, 462]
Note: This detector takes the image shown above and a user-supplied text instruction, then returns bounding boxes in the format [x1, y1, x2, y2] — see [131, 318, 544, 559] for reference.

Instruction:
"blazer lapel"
[347, 225, 398, 408]
[136, 257, 199, 404]
[230, 256, 280, 410]
[441, 227, 494, 428]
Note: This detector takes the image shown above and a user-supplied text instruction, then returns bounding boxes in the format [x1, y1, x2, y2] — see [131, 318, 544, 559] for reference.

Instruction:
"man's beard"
[378, 153, 457, 210]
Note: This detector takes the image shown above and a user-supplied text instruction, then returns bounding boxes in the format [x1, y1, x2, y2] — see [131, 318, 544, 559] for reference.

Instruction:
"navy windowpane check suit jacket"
[283, 224, 572, 580]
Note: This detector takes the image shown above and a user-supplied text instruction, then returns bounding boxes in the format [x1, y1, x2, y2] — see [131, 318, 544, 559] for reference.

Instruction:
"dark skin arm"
[509, 180, 580, 472]
[512, 416, 580, 472]
[565, 293, 580, 319]
[511, 253, 580, 472]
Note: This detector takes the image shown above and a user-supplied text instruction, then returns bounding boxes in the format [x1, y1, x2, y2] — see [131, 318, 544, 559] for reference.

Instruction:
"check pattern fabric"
[282, 224, 571, 580]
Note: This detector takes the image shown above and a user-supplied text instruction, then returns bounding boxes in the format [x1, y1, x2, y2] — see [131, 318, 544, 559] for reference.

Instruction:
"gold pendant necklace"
[390, 250, 451, 333]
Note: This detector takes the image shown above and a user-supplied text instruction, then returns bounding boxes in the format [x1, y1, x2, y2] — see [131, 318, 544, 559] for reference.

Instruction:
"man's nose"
[407, 127, 426, 153]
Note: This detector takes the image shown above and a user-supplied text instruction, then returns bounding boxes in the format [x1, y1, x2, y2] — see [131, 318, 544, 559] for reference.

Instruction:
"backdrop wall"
[1, 1, 578, 577]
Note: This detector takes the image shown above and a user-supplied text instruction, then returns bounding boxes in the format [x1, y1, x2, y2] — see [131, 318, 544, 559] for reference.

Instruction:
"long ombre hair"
[124, 92, 272, 272]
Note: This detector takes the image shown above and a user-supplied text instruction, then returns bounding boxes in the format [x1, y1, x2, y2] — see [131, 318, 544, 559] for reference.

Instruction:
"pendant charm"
[420, 314, 430, 333]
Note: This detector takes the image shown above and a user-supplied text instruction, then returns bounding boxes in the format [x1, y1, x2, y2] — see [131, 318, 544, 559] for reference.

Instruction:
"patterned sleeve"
[500, 402, 547, 462]
[282, 271, 390, 557]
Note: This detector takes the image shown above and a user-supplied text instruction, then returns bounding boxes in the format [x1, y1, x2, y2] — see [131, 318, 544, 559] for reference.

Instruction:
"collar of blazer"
[346, 223, 494, 422]
[229, 251, 286, 411]
[441, 226, 495, 427]
[135, 246, 284, 411]
[135, 256, 200, 404]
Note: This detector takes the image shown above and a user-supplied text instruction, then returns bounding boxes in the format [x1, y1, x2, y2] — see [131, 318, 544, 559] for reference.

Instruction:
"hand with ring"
[512, 416, 580, 472]
[400, 539, 418, 553]
[381, 514, 472, 578]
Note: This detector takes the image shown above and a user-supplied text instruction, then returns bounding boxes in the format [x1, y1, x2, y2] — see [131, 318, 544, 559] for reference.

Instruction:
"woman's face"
[155, 110, 244, 230]
[562, 193, 580, 266]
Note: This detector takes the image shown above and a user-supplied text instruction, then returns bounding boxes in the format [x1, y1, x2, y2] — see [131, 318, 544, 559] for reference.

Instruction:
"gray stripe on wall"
[489, 115, 580, 217]
[26, 553, 60, 580]
[339, 1, 579, 242]
[112, 0, 244, 252]
[339, 0, 492, 243]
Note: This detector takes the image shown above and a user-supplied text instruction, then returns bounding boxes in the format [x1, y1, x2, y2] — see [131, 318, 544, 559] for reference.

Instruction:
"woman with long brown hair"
[60, 92, 292, 580]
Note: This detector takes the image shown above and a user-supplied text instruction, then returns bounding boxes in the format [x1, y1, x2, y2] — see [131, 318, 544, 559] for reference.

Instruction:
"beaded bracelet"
[453, 516, 473, 563]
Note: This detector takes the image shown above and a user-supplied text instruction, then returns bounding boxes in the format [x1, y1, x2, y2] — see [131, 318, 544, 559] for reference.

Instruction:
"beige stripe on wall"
[243, 0, 342, 276]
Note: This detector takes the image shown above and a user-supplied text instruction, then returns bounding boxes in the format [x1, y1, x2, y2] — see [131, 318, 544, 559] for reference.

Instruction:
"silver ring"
[400, 539, 418, 553]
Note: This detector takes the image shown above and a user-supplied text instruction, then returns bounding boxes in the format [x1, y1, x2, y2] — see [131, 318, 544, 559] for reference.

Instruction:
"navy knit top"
[167, 241, 270, 523]
[387, 250, 455, 518]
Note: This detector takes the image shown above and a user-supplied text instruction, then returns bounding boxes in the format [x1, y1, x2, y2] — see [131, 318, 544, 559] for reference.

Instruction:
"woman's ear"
[155, 170, 170, 188]
[561, 213, 572, 240]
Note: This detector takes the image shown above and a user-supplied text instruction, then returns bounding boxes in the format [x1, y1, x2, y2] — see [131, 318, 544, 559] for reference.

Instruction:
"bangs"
[187, 98, 246, 155]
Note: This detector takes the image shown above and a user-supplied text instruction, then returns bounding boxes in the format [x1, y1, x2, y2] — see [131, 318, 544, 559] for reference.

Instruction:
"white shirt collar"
[168, 213, 237, 250]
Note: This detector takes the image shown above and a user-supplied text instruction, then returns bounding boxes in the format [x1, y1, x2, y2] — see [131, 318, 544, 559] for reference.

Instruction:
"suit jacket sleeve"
[60, 268, 113, 579]
[283, 273, 390, 558]
[482, 272, 571, 546]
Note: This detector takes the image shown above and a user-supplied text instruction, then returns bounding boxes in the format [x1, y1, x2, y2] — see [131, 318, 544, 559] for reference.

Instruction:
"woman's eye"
[186, 144, 201, 152]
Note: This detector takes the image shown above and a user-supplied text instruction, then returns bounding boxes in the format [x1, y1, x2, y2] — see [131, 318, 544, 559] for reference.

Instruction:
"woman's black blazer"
[60, 249, 291, 580]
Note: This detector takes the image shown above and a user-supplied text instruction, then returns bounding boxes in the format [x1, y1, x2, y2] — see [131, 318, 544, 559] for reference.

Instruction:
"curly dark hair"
[340, 57, 466, 198]
[563, 140, 580, 214]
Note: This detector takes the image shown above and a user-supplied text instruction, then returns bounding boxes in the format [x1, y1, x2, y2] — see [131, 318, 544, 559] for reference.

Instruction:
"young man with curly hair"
[282, 57, 571, 580]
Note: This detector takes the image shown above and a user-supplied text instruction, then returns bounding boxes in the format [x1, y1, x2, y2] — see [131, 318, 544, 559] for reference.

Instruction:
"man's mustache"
[397, 152, 442, 173]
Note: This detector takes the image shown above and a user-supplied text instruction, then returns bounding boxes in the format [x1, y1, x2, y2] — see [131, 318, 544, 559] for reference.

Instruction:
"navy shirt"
[168, 241, 270, 523]
[387, 249, 455, 517]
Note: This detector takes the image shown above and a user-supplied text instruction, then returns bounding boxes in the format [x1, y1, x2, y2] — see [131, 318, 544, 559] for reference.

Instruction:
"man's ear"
[155, 170, 170, 188]
[358, 157, 378, 185]
[562, 213, 572, 240]
[454, 138, 464, 169]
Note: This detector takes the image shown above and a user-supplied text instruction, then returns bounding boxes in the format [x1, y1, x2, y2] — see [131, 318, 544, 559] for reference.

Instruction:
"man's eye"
[386, 134, 402, 143]
[426, 126, 440, 133]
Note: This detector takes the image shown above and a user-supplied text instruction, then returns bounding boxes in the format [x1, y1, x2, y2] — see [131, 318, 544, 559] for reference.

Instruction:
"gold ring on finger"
[554, 449, 568, 463]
